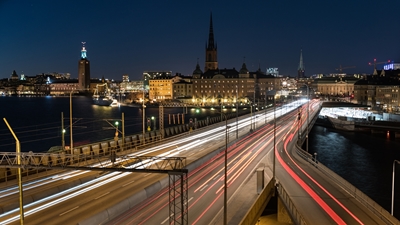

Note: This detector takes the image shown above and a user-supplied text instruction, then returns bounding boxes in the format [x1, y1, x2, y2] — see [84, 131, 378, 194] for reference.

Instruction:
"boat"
[110, 99, 120, 107]
[93, 84, 115, 106]
[93, 94, 114, 106]
[327, 116, 355, 131]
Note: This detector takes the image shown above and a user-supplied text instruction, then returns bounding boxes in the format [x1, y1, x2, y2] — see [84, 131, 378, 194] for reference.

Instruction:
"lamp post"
[114, 121, 119, 141]
[3, 118, 24, 224]
[151, 116, 156, 130]
[142, 88, 146, 144]
[264, 94, 267, 124]
[273, 95, 276, 178]
[267, 90, 277, 179]
[221, 112, 228, 225]
[236, 85, 239, 139]
[303, 84, 310, 152]
[70, 90, 74, 151]
[392, 160, 400, 215]
[249, 100, 253, 132]
[61, 112, 65, 150]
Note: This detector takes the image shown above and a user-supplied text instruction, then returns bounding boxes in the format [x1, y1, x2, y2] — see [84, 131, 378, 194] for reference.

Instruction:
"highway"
[106, 110, 297, 225]
[1, 99, 394, 225]
[0, 101, 301, 224]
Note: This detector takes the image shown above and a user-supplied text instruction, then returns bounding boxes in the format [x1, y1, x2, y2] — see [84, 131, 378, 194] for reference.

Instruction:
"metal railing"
[276, 182, 307, 225]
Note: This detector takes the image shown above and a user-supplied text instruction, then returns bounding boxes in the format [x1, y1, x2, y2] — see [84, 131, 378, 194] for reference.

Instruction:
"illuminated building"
[78, 42, 90, 90]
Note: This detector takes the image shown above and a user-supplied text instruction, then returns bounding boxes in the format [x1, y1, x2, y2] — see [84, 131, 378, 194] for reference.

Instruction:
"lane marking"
[122, 180, 135, 187]
[59, 206, 79, 216]
[94, 191, 110, 200]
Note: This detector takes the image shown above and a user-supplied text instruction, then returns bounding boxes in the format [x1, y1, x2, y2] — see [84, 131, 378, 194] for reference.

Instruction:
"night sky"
[1, 0, 400, 81]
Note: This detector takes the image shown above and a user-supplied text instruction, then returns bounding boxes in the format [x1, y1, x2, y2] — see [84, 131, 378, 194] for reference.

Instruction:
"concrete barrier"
[92, 144, 100, 155]
[82, 146, 91, 156]
[101, 142, 109, 155]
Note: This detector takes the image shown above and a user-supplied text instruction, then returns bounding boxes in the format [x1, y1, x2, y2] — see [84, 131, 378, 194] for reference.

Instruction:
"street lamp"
[236, 85, 239, 139]
[303, 84, 310, 152]
[249, 100, 253, 132]
[114, 121, 119, 141]
[267, 90, 277, 179]
[70, 90, 74, 151]
[392, 160, 400, 215]
[151, 116, 156, 130]
[221, 112, 229, 225]
[198, 107, 229, 224]
[142, 88, 146, 144]
[3, 118, 24, 224]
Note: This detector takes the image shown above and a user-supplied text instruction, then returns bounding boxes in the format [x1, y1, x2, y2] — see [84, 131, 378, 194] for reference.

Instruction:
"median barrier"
[156, 131, 161, 140]
[100, 142, 109, 155]
[117, 140, 123, 151]
[109, 140, 117, 152]
[41, 154, 50, 165]
[73, 148, 81, 161]
[82, 146, 91, 156]
[137, 134, 144, 145]
[131, 135, 139, 146]
[0, 168, 5, 180]
[124, 137, 132, 149]
[59, 152, 66, 164]
[50, 153, 59, 165]
[91, 144, 100, 155]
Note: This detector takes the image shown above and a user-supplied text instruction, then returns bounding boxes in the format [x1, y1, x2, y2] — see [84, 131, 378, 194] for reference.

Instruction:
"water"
[0, 96, 237, 153]
[307, 125, 400, 219]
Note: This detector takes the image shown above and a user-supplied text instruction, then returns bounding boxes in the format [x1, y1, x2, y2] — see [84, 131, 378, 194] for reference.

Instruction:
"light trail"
[0, 101, 305, 223]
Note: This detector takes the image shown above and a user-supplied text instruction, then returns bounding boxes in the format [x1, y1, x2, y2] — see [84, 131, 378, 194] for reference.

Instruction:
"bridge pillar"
[277, 197, 293, 224]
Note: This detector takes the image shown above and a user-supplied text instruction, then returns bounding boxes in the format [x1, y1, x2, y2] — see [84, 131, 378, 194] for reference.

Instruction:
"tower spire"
[207, 12, 215, 50]
[297, 49, 305, 78]
[81, 42, 87, 59]
[204, 12, 218, 72]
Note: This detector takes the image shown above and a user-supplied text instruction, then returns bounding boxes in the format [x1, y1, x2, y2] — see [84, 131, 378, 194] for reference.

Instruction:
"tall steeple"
[297, 49, 305, 79]
[207, 13, 215, 50]
[205, 12, 218, 72]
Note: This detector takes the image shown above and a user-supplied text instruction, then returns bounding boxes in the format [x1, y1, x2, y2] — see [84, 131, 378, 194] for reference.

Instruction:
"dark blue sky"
[1, 0, 399, 81]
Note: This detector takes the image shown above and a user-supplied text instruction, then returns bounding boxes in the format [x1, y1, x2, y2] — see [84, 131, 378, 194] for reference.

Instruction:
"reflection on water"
[307, 125, 400, 218]
[0, 96, 243, 153]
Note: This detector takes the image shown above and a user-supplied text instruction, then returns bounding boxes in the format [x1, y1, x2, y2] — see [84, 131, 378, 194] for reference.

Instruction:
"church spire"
[207, 13, 215, 50]
[205, 12, 218, 72]
[297, 49, 305, 78]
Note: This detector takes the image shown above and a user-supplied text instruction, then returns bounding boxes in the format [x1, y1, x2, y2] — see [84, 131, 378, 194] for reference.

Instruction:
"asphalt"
[210, 151, 291, 225]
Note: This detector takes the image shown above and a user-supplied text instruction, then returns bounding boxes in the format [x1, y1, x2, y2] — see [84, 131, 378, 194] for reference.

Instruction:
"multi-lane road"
[1, 99, 397, 225]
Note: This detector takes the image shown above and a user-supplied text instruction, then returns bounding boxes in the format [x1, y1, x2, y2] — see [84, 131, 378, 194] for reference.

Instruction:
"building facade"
[143, 71, 172, 90]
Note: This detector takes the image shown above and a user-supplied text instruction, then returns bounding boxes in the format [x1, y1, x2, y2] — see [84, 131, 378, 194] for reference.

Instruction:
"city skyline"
[1, 0, 400, 81]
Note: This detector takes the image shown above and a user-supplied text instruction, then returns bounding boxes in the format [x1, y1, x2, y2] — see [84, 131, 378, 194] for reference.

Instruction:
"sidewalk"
[211, 152, 290, 225]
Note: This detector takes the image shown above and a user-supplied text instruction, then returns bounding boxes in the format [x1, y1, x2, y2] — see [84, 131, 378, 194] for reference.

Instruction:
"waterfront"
[307, 125, 400, 219]
[0, 96, 241, 153]
[1, 96, 400, 219]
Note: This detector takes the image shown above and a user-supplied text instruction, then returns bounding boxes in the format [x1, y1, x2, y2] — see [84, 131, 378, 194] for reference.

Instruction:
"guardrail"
[276, 182, 308, 225]
[295, 144, 400, 225]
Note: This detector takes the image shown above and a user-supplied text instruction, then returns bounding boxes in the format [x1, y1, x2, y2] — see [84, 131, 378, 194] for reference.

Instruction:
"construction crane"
[368, 58, 390, 75]
[335, 65, 356, 73]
